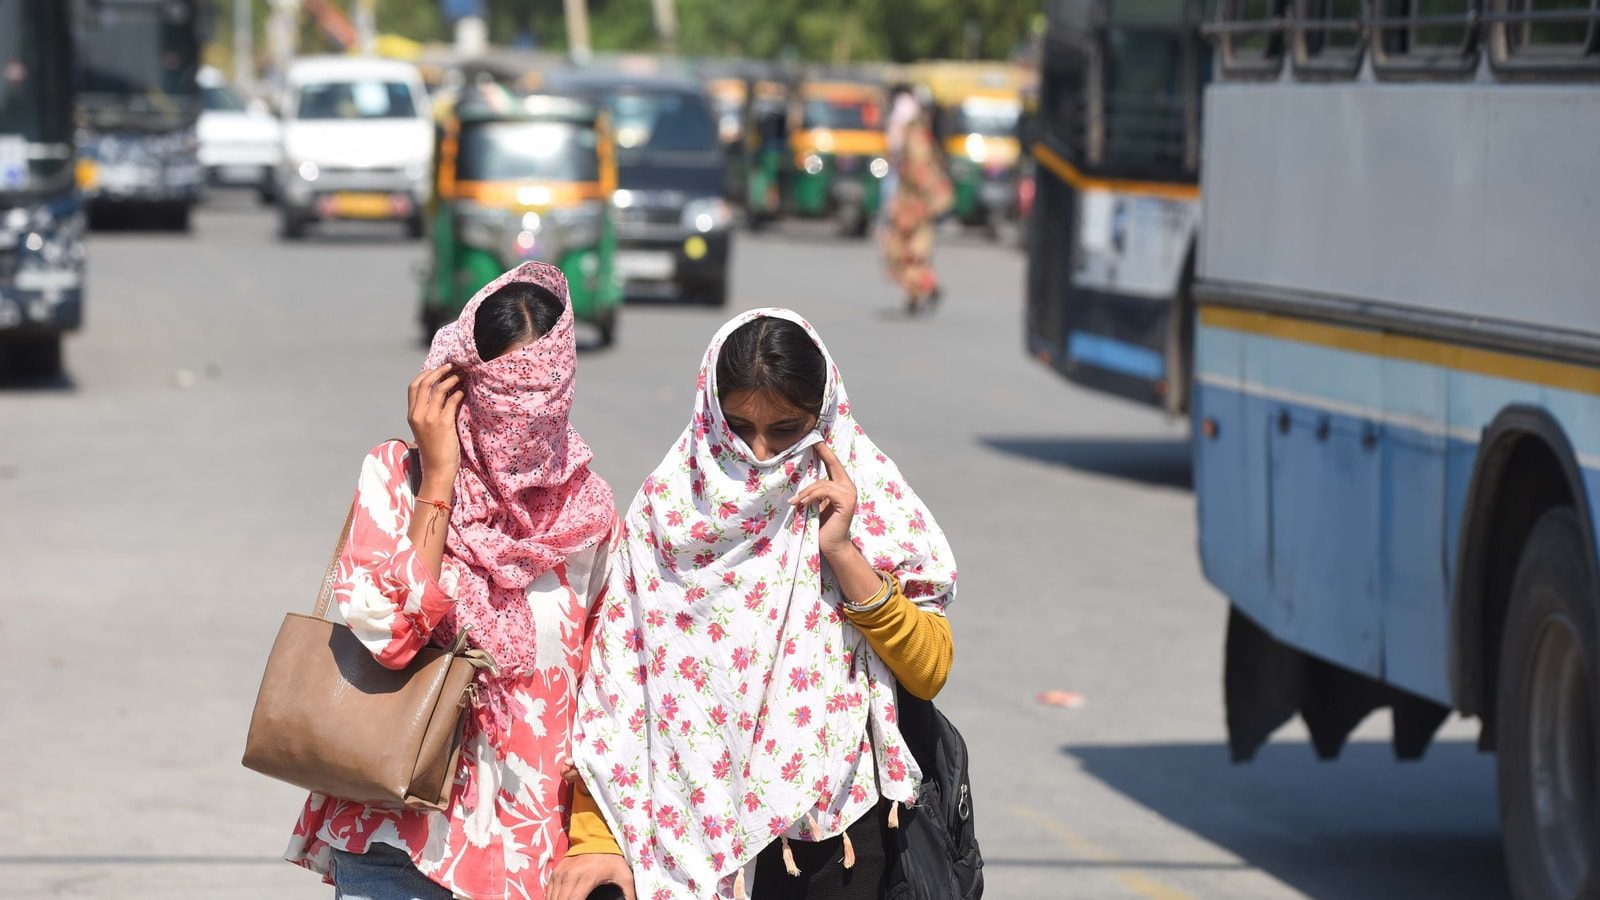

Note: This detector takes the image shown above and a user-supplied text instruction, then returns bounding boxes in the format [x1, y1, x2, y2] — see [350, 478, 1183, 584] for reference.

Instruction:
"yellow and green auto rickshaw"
[419, 86, 623, 346]
[915, 63, 1027, 237]
[740, 77, 790, 229]
[786, 79, 889, 238]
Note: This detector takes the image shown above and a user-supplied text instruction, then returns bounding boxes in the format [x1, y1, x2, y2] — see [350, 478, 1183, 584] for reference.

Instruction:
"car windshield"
[607, 90, 717, 153]
[202, 84, 246, 113]
[457, 120, 599, 183]
[803, 98, 880, 131]
[296, 80, 417, 120]
[76, 1, 198, 103]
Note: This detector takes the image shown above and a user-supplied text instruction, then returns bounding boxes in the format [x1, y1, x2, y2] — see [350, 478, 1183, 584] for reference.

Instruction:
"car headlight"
[297, 160, 319, 182]
[803, 154, 824, 175]
[682, 197, 732, 233]
[869, 157, 889, 179]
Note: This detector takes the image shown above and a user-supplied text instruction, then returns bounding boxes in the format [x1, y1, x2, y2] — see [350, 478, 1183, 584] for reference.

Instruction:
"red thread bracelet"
[417, 497, 451, 515]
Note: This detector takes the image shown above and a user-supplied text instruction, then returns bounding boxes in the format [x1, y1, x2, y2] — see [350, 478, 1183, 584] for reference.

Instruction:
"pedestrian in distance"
[882, 91, 953, 316]
[556, 310, 959, 900]
[284, 262, 625, 900]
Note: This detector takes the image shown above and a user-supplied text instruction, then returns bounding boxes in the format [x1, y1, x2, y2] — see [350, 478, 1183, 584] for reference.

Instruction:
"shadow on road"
[980, 435, 1192, 489]
[1062, 739, 1507, 899]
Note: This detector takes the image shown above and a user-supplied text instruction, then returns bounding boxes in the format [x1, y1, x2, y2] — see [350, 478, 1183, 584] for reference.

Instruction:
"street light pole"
[233, 0, 254, 93]
[651, 0, 678, 55]
[564, 0, 593, 64]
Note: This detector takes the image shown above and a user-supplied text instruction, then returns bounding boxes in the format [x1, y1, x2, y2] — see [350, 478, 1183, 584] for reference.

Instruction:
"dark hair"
[716, 317, 827, 418]
[474, 281, 564, 361]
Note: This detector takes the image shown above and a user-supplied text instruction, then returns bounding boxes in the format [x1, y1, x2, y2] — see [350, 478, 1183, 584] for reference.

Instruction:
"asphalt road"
[0, 193, 1508, 899]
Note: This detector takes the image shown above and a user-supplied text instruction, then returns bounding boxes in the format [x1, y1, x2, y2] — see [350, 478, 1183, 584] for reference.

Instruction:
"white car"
[197, 66, 281, 202]
[276, 56, 433, 240]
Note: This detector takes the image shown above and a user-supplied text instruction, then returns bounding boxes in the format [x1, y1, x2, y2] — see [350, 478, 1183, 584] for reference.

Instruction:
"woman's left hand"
[791, 442, 857, 559]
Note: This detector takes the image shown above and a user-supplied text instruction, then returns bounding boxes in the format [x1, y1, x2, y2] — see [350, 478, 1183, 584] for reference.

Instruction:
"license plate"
[328, 192, 398, 219]
[218, 164, 263, 183]
[616, 251, 675, 282]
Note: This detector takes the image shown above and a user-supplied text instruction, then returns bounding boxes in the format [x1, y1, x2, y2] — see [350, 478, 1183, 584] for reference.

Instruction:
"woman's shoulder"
[354, 440, 418, 498]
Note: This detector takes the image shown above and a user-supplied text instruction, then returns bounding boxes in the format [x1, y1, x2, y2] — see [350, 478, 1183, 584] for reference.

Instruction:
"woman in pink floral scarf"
[557, 310, 958, 900]
[285, 262, 620, 900]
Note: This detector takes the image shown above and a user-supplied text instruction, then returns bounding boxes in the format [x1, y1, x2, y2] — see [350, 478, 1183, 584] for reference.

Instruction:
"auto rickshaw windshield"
[457, 120, 600, 182]
[802, 98, 880, 131]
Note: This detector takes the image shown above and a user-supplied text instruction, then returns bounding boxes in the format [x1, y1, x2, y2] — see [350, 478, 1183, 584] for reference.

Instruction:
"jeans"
[330, 844, 453, 900]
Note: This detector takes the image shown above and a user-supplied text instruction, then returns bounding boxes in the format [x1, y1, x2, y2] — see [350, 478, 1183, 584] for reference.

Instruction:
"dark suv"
[551, 72, 732, 305]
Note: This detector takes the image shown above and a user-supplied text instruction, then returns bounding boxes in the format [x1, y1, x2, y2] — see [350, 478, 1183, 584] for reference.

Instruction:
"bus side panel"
[1379, 355, 1451, 700]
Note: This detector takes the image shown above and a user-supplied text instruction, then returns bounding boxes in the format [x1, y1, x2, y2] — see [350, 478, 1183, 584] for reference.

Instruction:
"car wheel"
[406, 214, 425, 241]
[1496, 505, 1600, 900]
[280, 209, 307, 240]
[167, 203, 192, 233]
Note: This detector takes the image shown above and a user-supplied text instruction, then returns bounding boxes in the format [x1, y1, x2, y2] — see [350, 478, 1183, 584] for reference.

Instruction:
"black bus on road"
[74, 0, 205, 230]
[1, 0, 85, 378]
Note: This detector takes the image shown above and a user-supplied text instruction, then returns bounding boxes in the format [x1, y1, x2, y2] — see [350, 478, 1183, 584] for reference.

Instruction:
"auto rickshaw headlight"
[869, 157, 889, 179]
[965, 133, 989, 163]
[803, 154, 824, 176]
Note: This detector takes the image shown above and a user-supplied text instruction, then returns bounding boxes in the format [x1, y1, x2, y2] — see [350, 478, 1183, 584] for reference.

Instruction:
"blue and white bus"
[1195, 0, 1599, 896]
[1026, 0, 1209, 414]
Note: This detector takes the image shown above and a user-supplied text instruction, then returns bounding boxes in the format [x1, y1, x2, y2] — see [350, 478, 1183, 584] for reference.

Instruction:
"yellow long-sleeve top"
[566, 580, 954, 856]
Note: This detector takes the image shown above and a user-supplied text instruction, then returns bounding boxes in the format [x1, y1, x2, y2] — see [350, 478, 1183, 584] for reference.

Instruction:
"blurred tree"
[205, 0, 1037, 64]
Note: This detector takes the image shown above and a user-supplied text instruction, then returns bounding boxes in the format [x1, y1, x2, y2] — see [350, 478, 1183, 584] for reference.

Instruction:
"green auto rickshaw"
[786, 78, 889, 238]
[419, 86, 622, 346]
[740, 78, 790, 229]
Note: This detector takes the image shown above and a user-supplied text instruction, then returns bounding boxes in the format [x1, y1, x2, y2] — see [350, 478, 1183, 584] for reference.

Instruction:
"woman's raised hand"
[790, 442, 857, 559]
[548, 854, 636, 900]
[407, 363, 464, 478]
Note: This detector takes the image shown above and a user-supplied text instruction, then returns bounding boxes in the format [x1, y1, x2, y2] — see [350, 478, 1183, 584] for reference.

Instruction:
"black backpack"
[883, 686, 984, 900]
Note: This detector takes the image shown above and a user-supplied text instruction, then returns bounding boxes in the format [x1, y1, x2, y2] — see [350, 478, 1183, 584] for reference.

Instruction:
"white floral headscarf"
[574, 309, 957, 898]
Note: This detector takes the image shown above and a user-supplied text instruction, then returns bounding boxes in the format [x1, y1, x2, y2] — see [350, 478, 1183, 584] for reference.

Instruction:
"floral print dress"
[285, 440, 617, 900]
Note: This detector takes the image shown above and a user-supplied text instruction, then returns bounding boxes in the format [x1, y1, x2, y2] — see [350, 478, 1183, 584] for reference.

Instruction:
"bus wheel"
[1496, 506, 1600, 900]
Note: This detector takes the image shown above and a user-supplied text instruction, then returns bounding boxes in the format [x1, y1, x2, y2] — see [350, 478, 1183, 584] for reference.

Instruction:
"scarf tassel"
[841, 830, 856, 869]
[887, 801, 900, 829]
[733, 867, 748, 899]
[781, 836, 800, 876]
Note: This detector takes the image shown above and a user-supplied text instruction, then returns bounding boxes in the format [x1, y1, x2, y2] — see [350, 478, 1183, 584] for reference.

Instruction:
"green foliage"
[206, 0, 1039, 64]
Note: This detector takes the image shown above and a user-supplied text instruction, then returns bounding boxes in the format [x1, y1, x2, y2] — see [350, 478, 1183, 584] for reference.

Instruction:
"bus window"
[1294, 0, 1366, 74]
[1490, 0, 1600, 72]
[1217, 0, 1287, 74]
[1372, 0, 1479, 73]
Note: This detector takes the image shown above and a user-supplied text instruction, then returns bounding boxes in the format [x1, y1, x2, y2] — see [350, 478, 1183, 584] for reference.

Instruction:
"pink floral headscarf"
[422, 262, 615, 679]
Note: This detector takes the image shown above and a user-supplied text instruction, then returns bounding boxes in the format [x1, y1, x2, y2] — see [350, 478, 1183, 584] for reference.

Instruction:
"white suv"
[276, 57, 432, 239]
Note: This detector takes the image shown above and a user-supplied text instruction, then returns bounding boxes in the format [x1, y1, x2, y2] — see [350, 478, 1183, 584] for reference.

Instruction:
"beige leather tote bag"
[242, 501, 494, 811]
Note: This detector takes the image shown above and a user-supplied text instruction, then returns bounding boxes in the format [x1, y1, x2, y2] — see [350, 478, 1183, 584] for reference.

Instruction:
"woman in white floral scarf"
[551, 310, 958, 900]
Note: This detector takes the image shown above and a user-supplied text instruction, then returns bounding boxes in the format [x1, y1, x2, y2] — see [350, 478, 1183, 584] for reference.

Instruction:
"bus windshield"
[456, 120, 599, 183]
[1, 0, 74, 187]
[76, 0, 199, 115]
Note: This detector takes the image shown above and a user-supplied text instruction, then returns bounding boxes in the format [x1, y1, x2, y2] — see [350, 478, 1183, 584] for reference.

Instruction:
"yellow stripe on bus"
[1031, 142, 1199, 203]
[1200, 306, 1600, 395]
